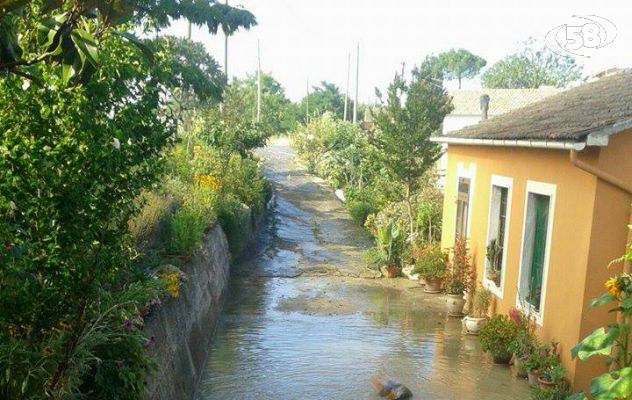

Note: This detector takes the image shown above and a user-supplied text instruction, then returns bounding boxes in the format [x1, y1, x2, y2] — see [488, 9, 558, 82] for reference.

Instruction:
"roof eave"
[430, 136, 587, 151]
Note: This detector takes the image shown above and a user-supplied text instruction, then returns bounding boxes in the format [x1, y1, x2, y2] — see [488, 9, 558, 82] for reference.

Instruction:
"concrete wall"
[143, 225, 231, 400]
[440, 144, 600, 387]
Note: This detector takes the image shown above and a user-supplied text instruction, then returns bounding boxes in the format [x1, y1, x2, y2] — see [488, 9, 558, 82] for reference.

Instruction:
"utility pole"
[306, 79, 310, 124]
[224, 0, 229, 78]
[257, 39, 262, 124]
[187, 21, 192, 40]
[353, 42, 359, 124]
[343, 52, 350, 121]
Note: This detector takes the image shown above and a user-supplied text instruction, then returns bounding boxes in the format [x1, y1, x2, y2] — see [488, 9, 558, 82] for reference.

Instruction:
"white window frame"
[455, 162, 476, 240]
[483, 175, 513, 299]
[515, 180, 557, 326]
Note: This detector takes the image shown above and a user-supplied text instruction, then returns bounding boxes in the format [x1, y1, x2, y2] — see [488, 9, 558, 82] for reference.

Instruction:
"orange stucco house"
[433, 70, 632, 391]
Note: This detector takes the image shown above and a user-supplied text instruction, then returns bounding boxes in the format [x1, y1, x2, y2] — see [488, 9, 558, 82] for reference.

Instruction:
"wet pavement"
[195, 138, 530, 400]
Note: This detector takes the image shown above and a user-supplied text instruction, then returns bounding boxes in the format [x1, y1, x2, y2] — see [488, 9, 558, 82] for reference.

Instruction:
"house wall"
[440, 144, 599, 387]
[573, 131, 632, 391]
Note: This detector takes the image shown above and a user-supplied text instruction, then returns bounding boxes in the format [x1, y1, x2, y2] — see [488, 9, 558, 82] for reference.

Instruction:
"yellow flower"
[193, 145, 202, 154]
[605, 277, 620, 298]
[164, 272, 180, 298]
[195, 174, 220, 190]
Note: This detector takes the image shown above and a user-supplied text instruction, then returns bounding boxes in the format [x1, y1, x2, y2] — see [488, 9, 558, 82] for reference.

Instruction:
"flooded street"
[195, 138, 530, 400]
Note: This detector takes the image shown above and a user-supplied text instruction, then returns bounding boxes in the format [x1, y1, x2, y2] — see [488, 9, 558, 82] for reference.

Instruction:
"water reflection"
[195, 142, 529, 400]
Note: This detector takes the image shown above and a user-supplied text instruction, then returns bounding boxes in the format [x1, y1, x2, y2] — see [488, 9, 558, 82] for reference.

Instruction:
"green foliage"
[472, 287, 492, 318]
[168, 206, 209, 258]
[373, 58, 453, 236]
[481, 38, 583, 89]
[217, 195, 252, 256]
[444, 237, 471, 295]
[571, 240, 632, 400]
[435, 48, 487, 88]
[530, 386, 573, 400]
[479, 315, 518, 360]
[348, 200, 376, 226]
[374, 221, 402, 267]
[412, 244, 447, 279]
[0, 0, 260, 397]
[298, 81, 359, 121]
[0, 1, 255, 85]
[223, 72, 297, 136]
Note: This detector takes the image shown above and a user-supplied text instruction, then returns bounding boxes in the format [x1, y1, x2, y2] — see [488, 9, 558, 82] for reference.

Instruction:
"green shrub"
[130, 192, 176, 247]
[412, 244, 447, 279]
[479, 315, 518, 361]
[168, 208, 208, 257]
[530, 387, 572, 400]
[217, 196, 252, 256]
[472, 287, 492, 318]
[348, 200, 376, 226]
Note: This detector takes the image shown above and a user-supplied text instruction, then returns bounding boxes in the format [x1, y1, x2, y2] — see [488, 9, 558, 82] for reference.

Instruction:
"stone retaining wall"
[143, 225, 230, 400]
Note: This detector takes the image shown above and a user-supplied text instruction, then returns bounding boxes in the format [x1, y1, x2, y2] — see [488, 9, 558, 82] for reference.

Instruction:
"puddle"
[195, 140, 530, 400]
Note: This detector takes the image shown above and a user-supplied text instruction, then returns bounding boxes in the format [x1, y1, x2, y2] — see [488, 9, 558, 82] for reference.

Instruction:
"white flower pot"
[464, 316, 487, 335]
[446, 294, 465, 317]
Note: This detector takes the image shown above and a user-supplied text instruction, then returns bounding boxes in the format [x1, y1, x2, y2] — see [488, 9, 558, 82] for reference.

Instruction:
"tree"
[0, 0, 256, 84]
[0, 2, 255, 398]
[436, 48, 486, 89]
[373, 58, 453, 238]
[481, 38, 583, 89]
[297, 81, 362, 122]
[223, 72, 297, 135]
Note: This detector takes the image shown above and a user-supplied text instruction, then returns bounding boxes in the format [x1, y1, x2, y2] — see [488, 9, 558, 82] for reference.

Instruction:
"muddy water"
[195, 138, 530, 400]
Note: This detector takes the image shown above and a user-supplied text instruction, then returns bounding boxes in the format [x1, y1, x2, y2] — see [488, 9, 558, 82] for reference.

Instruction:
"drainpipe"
[569, 150, 632, 196]
[570, 150, 632, 374]
[570, 149, 632, 275]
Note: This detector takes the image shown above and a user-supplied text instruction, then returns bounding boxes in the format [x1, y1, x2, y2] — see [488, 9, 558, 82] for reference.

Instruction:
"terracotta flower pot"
[446, 294, 466, 317]
[423, 277, 443, 293]
[380, 265, 399, 278]
[538, 377, 557, 390]
[463, 316, 486, 335]
[527, 370, 541, 387]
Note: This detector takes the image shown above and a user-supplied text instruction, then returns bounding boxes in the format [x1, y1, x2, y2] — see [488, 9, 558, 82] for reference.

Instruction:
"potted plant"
[375, 221, 402, 278]
[524, 351, 550, 387]
[485, 238, 502, 286]
[479, 314, 518, 364]
[412, 244, 447, 293]
[444, 237, 471, 316]
[464, 287, 491, 334]
[508, 307, 536, 379]
[538, 361, 566, 390]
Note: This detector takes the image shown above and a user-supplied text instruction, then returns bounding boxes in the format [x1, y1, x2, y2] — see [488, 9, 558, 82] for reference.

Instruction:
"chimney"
[480, 94, 490, 120]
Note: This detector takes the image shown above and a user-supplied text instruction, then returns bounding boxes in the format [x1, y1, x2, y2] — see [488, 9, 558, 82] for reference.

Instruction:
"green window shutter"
[527, 194, 550, 310]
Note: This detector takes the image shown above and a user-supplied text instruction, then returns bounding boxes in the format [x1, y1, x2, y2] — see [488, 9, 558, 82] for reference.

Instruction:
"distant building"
[438, 88, 562, 186]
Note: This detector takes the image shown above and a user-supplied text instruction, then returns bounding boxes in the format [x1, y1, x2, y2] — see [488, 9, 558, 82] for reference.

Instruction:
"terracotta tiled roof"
[445, 70, 632, 142]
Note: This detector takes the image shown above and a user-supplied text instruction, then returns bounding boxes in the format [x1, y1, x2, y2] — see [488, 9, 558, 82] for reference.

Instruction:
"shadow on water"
[195, 140, 530, 400]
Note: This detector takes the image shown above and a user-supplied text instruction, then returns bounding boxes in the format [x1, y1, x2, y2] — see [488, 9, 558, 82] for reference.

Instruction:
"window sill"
[483, 278, 504, 299]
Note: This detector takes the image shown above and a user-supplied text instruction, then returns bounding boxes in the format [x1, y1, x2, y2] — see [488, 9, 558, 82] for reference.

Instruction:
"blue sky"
[166, 0, 632, 101]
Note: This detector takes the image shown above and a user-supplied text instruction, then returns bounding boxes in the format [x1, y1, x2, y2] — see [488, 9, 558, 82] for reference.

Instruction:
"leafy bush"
[570, 237, 632, 400]
[167, 208, 208, 257]
[479, 315, 519, 361]
[217, 196, 253, 256]
[530, 387, 572, 400]
[348, 200, 376, 226]
[472, 287, 492, 318]
[412, 244, 447, 279]
[444, 237, 472, 295]
[130, 192, 177, 248]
